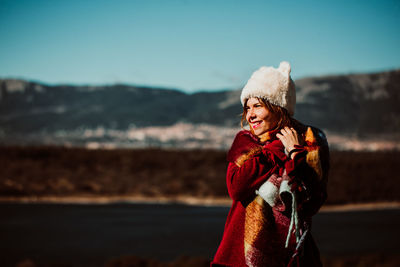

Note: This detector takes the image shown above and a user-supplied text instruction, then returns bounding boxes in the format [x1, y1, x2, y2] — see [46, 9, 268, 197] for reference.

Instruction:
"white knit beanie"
[240, 61, 296, 116]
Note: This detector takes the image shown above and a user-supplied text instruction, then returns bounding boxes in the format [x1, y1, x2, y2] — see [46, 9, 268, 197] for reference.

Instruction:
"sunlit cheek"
[246, 114, 251, 123]
[254, 110, 262, 118]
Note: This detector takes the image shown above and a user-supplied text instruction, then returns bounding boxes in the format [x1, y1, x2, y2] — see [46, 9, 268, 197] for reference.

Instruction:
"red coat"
[211, 128, 329, 267]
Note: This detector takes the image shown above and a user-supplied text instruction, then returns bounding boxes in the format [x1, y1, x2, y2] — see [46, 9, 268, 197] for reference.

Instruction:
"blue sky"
[1, 0, 399, 92]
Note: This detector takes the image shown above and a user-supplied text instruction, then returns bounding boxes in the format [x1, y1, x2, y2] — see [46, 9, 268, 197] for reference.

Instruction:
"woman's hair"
[240, 98, 294, 132]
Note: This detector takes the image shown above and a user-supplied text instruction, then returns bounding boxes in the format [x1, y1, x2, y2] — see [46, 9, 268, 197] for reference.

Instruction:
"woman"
[211, 62, 329, 267]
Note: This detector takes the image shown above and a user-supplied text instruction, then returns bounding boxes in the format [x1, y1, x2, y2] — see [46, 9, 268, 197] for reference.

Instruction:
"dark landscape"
[1, 68, 400, 266]
[1, 146, 400, 266]
[1, 69, 400, 149]
[1, 146, 400, 205]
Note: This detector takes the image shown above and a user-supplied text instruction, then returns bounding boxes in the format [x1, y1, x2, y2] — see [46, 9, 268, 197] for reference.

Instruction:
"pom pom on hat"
[240, 61, 296, 116]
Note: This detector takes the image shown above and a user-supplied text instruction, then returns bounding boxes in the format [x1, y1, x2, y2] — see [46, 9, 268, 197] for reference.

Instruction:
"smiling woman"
[211, 62, 330, 267]
[244, 98, 276, 136]
[242, 97, 293, 139]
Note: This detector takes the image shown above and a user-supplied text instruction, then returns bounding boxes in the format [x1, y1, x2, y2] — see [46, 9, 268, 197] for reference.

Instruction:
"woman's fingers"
[280, 127, 297, 139]
[277, 127, 300, 153]
[280, 127, 290, 135]
[276, 133, 287, 144]
[281, 127, 294, 134]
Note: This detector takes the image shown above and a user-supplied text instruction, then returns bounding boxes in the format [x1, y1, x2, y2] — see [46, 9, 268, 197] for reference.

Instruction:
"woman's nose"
[247, 108, 256, 119]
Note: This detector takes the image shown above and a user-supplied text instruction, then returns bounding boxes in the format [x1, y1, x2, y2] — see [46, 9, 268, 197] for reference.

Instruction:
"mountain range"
[1, 69, 399, 149]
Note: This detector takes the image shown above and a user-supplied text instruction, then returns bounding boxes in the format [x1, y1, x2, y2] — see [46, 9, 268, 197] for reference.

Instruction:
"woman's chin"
[254, 128, 267, 137]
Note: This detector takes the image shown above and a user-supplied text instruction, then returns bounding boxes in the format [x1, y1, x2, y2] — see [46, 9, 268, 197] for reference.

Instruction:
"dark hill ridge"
[0, 81, 188, 131]
[0, 69, 399, 147]
[295, 70, 400, 135]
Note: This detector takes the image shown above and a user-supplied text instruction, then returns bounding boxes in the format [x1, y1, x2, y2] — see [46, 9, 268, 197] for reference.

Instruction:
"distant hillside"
[295, 70, 400, 135]
[1, 69, 399, 148]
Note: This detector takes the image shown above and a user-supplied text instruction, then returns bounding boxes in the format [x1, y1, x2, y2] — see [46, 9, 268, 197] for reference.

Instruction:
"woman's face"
[245, 98, 276, 136]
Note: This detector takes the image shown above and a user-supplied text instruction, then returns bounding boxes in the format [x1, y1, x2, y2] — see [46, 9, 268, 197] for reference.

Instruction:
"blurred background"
[0, 0, 399, 266]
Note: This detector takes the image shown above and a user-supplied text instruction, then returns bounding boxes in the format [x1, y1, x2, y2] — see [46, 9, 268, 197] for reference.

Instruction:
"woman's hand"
[276, 127, 300, 159]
